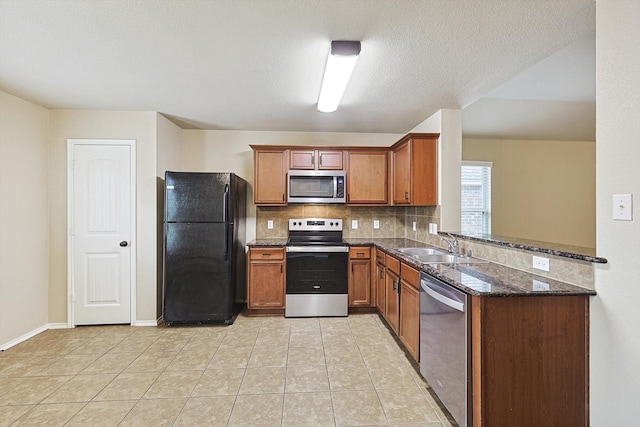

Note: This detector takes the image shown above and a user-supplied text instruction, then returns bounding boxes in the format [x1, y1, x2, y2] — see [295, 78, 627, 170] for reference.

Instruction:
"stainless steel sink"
[414, 254, 488, 264]
[397, 247, 488, 264]
[397, 247, 447, 256]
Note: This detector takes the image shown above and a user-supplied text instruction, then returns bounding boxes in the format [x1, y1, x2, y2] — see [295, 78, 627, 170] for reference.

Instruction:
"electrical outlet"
[373, 220, 380, 229]
[412, 221, 417, 231]
[267, 220, 274, 229]
[532, 256, 550, 272]
[351, 220, 358, 230]
[532, 279, 550, 291]
[429, 223, 438, 235]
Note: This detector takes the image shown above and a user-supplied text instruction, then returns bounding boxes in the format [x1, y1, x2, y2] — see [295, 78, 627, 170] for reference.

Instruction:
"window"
[461, 161, 492, 235]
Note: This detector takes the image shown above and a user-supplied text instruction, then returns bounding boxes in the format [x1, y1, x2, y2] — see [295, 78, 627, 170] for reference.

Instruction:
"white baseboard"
[47, 323, 69, 329]
[134, 320, 158, 327]
[0, 324, 49, 351]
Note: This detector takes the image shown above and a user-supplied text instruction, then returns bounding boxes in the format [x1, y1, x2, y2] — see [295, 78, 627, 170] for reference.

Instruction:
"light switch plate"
[351, 220, 358, 230]
[267, 220, 274, 229]
[613, 194, 633, 221]
[412, 221, 417, 231]
[429, 223, 438, 235]
[373, 220, 380, 229]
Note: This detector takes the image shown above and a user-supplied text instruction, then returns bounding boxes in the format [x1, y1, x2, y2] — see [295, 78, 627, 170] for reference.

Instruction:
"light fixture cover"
[317, 41, 361, 113]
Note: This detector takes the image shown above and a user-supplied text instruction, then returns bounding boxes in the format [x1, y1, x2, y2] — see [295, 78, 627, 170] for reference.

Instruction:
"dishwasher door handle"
[421, 280, 465, 312]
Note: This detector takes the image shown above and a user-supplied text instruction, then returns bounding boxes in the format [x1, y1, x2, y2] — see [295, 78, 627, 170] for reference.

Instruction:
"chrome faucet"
[441, 233, 459, 255]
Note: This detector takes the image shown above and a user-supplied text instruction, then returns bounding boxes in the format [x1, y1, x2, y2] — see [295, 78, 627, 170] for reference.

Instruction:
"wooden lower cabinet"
[348, 247, 372, 307]
[471, 295, 589, 427]
[375, 262, 386, 315]
[384, 256, 401, 333]
[247, 247, 285, 315]
[399, 263, 420, 361]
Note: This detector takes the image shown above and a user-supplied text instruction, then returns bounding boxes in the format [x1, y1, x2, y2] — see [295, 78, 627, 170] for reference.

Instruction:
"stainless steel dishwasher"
[420, 272, 471, 427]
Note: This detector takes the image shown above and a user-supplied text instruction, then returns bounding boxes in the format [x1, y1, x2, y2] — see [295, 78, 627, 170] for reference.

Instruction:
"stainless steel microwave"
[287, 170, 346, 204]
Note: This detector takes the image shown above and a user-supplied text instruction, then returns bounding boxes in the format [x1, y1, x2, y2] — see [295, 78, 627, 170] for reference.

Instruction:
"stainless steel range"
[285, 218, 348, 317]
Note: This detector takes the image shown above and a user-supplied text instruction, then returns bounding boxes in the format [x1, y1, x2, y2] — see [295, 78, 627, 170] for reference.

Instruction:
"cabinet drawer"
[375, 249, 386, 265]
[386, 255, 400, 275]
[401, 263, 420, 290]
[250, 247, 284, 260]
[349, 247, 371, 259]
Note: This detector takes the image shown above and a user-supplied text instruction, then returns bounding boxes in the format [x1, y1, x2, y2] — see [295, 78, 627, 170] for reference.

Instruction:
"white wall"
[181, 130, 401, 242]
[410, 109, 462, 231]
[48, 110, 158, 324]
[155, 114, 182, 319]
[156, 114, 182, 177]
[592, 1, 640, 424]
[0, 91, 50, 348]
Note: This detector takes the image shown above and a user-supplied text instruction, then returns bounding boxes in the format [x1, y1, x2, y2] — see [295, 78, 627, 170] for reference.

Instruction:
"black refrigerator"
[163, 172, 247, 325]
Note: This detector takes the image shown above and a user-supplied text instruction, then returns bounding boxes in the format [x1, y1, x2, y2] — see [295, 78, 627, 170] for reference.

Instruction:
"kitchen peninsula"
[247, 236, 595, 427]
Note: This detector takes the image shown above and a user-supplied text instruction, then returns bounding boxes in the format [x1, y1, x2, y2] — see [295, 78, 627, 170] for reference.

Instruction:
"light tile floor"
[0, 313, 457, 427]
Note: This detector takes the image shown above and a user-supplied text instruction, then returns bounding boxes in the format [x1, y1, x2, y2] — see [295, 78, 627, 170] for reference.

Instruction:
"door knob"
[119, 241, 128, 247]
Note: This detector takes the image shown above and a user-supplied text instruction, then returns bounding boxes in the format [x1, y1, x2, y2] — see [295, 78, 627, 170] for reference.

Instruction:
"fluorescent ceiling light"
[317, 41, 361, 113]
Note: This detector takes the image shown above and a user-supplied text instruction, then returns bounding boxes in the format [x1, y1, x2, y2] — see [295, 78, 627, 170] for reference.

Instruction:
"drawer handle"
[313, 285, 320, 289]
[262, 253, 271, 257]
[356, 252, 365, 257]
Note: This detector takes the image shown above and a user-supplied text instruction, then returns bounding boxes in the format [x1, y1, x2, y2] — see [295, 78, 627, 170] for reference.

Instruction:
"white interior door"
[69, 140, 135, 325]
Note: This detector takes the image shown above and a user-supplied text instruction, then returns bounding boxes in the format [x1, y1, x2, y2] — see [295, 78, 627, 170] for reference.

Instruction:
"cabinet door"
[399, 281, 420, 361]
[411, 137, 438, 206]
[290, 150, 315, 170]
[385, 270, 400, 333]
[375, 263, 386, 315]
[248, 261, 285, 309]
[392, 141, 411, 204]
[349, 259, 372, 307]
[346, 150, 388, 204]
[318, 150, 343, 170]
[254, 149, 287, 205]
[391, 135, 438, 206]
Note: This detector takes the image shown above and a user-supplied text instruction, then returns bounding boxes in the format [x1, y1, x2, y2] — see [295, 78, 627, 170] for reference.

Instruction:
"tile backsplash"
[256, 204, 593, 289]
[256, 205, 441, 242]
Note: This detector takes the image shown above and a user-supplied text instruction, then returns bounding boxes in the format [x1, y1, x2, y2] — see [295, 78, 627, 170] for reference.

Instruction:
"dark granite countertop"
[247, 238, 288, 246]
[247, 238, 596, 297]
[440, 232, 607, 264]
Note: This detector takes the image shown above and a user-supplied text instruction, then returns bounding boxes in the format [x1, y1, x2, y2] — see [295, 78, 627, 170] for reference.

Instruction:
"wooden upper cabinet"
[253, 148, 287, 205]
[346, 150, 388, 205]
[290, 149, 343, 170]
[391, 134, 438, 206]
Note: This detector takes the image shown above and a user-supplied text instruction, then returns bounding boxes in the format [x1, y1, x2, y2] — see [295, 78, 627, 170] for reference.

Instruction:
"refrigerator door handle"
[223, 184, 229, 223]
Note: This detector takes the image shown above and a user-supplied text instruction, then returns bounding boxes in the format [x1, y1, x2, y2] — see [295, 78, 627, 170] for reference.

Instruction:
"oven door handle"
[286, 246, 349, 253]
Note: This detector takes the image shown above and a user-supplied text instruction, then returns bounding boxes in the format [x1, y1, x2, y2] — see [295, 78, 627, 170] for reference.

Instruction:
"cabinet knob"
[119, 241, 128, 247]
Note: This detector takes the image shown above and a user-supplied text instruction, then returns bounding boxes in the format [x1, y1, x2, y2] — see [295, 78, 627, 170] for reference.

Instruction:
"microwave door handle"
[333, 177, 338, 198]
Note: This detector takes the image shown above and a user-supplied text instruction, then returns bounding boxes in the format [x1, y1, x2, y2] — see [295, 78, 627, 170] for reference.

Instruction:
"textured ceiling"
[0, 0, 595, 135]
[463, 32, 596, 141]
